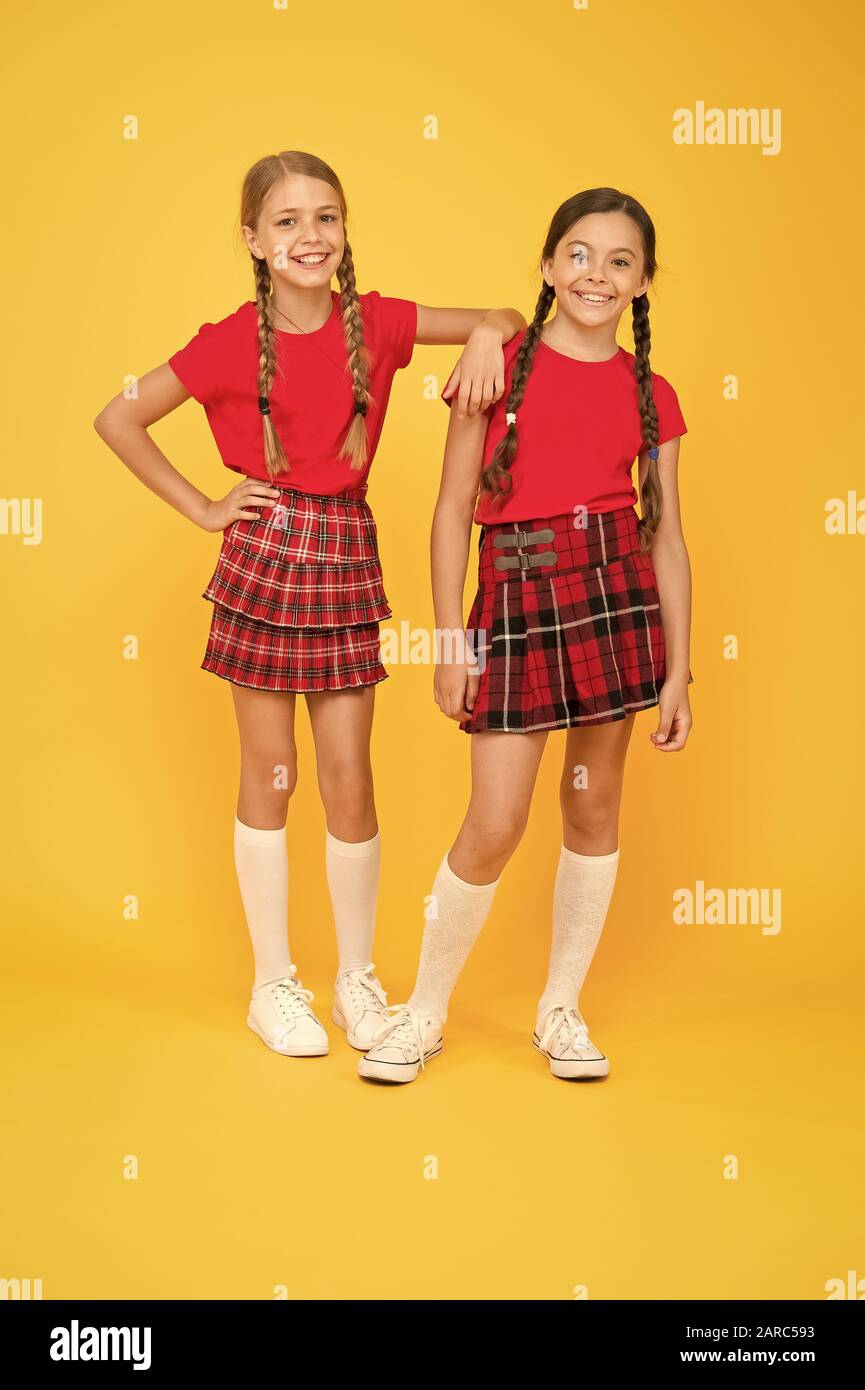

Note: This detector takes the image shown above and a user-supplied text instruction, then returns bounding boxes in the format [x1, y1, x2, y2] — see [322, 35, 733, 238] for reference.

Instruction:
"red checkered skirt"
[460, 505, 693, 734]
[200, 484, 391, 693]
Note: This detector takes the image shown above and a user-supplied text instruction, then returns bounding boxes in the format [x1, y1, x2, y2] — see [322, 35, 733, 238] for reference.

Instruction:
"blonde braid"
[479, 281, 555, 505]
[631, 292, 662, 553]
[253, 256, 290, 479]
[335, 239, 376, 469]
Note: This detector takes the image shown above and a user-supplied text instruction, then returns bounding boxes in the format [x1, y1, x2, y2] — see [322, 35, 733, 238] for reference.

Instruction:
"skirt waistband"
[269, 482, 369, 505]
[478, 506, 641, 583]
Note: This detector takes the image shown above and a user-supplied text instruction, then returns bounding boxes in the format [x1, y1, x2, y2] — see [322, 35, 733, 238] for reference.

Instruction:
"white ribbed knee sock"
[407, 853, 500, 1025]
[325, 828, 381, 976]
[233, 817, 292, 990]
[536, 844, 620, 1030]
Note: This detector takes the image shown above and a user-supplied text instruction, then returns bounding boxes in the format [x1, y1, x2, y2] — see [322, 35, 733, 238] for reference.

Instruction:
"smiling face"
[242, 172, 345, 288]
[541, 210, 650, 332]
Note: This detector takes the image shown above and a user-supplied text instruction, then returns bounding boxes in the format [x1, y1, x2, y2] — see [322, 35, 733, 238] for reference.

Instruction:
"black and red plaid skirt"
[200, 483, 391, 693]
[460, 504, 693, 734]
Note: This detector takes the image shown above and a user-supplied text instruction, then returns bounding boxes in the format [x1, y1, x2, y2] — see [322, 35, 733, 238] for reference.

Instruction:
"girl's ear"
[241, 224, 264, 258]
[541, 256, 554, 288]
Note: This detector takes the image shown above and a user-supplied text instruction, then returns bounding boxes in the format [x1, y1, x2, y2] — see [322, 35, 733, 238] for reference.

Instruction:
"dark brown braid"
[478, 188, 665, 552]
[335, 237, 376, 469]
[480, 280, 555, 504]
[239, 150, 372, 480]
[631, 291, 661, 552]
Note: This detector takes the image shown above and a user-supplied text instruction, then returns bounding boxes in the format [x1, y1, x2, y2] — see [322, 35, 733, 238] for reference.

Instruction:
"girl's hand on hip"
[199, 480, 282, 532]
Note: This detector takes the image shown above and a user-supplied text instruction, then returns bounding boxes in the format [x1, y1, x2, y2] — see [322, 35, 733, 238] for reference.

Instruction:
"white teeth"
[577, 292, 612, 303]
[295, 254, 327, 264]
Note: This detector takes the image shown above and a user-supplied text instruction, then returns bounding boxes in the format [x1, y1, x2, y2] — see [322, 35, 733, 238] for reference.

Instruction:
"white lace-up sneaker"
[357, 1004, 443, 1083]
[533, 1005, 609, 1079]
[247, 967, 329, 1057]
[331, 964, 390, 1050]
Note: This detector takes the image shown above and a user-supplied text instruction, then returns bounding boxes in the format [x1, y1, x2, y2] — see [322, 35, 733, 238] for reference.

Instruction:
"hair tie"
[648, 446, 659, 461]
[354, 400, 367, 417]
[505, 411, 517, 427]
[258, 396, 271, 416]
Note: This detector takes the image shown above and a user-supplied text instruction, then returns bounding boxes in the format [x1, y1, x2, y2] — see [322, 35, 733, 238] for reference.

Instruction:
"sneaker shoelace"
[339, 965, 388, 1020]
[539, 1006, 590, 1057]
[269, 968, 317, 1022]
[369, 1004, 430, 1070]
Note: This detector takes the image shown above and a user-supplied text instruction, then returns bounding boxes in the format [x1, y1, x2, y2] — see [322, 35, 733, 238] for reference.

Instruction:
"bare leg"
[305, 686, 378, 841]
[231, 685, 298, 828]
[559, 714, 636, 853]
[449, 729, 549, 883]
[306, 686, 382, 978]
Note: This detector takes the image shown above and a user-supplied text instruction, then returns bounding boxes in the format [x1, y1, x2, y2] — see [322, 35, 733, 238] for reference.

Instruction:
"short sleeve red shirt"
[444, 329, 687, 524]
[168, 289, 417, 495]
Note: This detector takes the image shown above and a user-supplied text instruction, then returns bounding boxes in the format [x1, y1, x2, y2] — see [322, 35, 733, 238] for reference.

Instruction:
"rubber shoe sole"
[532, 1034, 609, 1079]
[247, 1013, 329, 1057]
[358, 1039, 443, 1083]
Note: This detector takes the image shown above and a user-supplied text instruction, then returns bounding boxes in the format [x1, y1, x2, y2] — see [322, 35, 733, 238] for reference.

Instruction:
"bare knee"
[560, 788, 620, 854]
[317, 759, 376, 838]
[451, 807, 527, 882]
[238, 745, 298, 828]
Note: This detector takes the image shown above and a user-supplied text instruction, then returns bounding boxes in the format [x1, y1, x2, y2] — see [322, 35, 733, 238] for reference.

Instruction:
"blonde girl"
[94, 150, 525, 1060]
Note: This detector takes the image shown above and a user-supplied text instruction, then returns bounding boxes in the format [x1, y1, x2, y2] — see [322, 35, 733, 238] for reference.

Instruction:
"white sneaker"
[357, 1004, 443, 1083]
[331, 963, 390, 1050]
[533, 1005, 609, 1079]
[247, 967, 329, 1057]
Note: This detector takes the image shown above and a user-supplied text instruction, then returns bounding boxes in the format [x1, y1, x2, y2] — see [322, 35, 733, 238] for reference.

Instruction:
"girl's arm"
[430, 407, 490, 722]
[416, 305, 527, 418]
[93, 365, 280, 532]
[415, 305, 525, 345]
[637, 437, 694, 751]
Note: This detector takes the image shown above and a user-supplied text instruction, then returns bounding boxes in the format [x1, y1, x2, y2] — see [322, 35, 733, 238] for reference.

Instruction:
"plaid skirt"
[460, 505, 694, 734]
[200, 483, 391, 693]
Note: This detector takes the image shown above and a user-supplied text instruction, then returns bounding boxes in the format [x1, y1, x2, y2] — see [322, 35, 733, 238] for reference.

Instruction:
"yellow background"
[2, 0, 862, 1300]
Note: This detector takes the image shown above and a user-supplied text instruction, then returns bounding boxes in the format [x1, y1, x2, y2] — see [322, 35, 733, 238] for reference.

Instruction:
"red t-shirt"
[168, 289, 417, 495]
[444, 330, 687, 524]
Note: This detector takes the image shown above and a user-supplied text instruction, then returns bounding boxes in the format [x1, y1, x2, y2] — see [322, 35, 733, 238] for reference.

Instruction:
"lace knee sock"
[536, 845, 620, 1031]
[407, 853, 500, 1025]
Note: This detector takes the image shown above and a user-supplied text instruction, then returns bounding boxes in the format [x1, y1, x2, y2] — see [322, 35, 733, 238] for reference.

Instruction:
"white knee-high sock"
[325, 829, 381, 976]
[407, 853, 500, 1025]
[233, 817, 292, 990]
[536, 845, 620, 1030]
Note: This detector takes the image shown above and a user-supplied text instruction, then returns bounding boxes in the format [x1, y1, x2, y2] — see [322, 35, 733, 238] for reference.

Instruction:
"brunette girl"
[359, 188, 693, 1084]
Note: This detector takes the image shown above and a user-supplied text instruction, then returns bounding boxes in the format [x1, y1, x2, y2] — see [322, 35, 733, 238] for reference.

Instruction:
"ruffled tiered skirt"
[200, 484, 391, 693]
